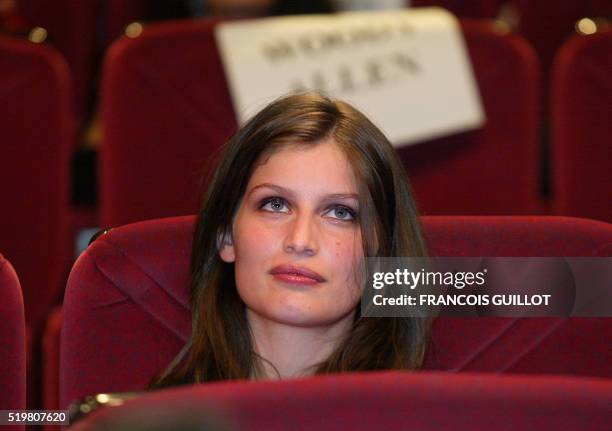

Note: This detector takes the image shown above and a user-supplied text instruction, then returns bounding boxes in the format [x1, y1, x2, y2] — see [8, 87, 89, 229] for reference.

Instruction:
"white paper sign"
[215, 8, 484, 146]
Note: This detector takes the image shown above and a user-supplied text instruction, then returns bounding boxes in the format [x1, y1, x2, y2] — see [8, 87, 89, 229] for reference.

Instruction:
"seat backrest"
[513, 0, 612, 80]
[100, 18, 540, 228]
[0, 254, 26, 411]
[17, 0, 99, 122]
[397, 20, 541, 215]
[100, 18, 235, 228]
[551, 29, 612, 223]
[66, 372, 612, 431]
[61, 215, 612, 407]
[0, 37, 72, 335]
[422, 216, 612, 376]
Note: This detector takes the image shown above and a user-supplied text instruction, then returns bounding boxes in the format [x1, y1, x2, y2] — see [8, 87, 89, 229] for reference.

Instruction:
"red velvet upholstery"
[0, 37, 72, 336]
[413, 1, 612, 82]
[0, 254, 26, 415]
[61, 215, 612, 408]
[513, 0, 612, 89]
[551, 29, 612, 223]
[100, 18, 235, 228]
[100, 18, 540, 228]
[17, 0, 99, 123]
[423, 216, 612, 376]
[69, 372, 612, 431]
[397, 20, 541, 215]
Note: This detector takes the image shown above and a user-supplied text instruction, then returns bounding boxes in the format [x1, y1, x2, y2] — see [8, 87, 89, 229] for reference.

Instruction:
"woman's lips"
[269, 264, 325, 285]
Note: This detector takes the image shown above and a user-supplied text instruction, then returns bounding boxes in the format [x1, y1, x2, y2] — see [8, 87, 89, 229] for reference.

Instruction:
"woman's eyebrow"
[322, 193, 359, 201]
[247, 183, 358, 200]
[247, 183, 293, 198]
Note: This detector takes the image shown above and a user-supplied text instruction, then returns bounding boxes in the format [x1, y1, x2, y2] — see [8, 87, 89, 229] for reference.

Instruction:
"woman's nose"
[283, 213, 318, 256]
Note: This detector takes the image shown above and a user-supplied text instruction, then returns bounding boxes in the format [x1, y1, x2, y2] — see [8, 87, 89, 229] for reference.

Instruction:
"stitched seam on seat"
[92, 296, 132, 309]
[90, 255, 188, 342]
[453, 318, 520, 371]
[98, 236, 189, 311]
[499, 319, 567, 372]
[87, 246, 189, 343]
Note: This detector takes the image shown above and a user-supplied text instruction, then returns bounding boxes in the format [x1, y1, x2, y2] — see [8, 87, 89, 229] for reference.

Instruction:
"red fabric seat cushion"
[69, 372, 612, 431]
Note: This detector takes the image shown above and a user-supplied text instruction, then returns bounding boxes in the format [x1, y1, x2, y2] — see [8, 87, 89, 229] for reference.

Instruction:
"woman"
[153, 92, 429, 387]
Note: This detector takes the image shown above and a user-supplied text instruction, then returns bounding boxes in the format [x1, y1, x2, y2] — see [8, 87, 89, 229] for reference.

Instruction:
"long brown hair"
[152, 93, 429, 388]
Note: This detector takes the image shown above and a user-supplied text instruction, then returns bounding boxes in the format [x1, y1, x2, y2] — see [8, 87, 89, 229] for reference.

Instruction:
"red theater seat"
[0, 36, 72, 338]
[60, 215, 612, 408]
[513, 0, 612, 87]
[69, 372, 611, 431]
[397, 20, 541, 215]
[16, 0, 99, 123]
[100, 18, 540, 228]
[0, 254, 26, 414]
[551, 29, 612, 223]
[414, 1, 612, 83]
[100, 18, 235, 228]
[422, 216, 612, 376]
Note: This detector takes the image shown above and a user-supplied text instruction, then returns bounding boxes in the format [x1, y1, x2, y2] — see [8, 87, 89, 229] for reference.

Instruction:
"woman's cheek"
[234, 215, 275, 256]
[329, 233, 361, 271]
[335, 228, 361, 255]
[237, 234, 264, 262]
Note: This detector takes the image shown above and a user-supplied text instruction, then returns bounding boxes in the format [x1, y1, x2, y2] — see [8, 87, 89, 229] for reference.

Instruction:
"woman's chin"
[251, 302, 354, 329]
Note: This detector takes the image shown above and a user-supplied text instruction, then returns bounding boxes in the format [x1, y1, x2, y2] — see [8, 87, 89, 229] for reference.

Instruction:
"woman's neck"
[246, 309, 355, 380]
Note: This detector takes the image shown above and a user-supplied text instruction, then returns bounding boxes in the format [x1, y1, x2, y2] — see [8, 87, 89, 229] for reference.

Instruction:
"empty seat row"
[102, 18, 540, 226]
[12, 0, 612, 129]
[414, 0, 612, 79]
[99, 18, 612, 225]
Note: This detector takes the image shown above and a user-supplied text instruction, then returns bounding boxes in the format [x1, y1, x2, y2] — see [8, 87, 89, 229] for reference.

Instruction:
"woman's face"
[219, 139, 364, 328]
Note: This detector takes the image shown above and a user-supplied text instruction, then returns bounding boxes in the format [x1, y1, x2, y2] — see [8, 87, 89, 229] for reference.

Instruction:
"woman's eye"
[326, 206, 356, 221]
[260, 197, 289, 213]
